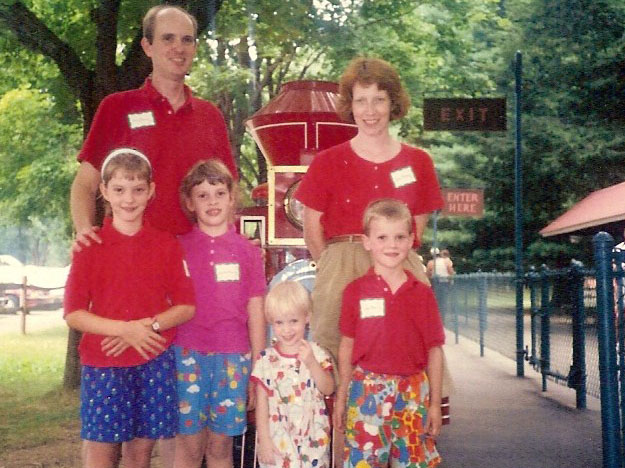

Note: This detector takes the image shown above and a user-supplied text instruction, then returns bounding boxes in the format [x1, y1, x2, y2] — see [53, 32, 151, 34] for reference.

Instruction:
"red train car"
[238, 80, 357, 278]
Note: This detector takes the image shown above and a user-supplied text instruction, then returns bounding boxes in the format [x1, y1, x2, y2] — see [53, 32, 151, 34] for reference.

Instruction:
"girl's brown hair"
[179, 159, 237, 222]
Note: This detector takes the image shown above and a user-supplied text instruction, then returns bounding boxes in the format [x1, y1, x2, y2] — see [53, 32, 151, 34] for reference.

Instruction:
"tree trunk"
[62, 329, 82, 389]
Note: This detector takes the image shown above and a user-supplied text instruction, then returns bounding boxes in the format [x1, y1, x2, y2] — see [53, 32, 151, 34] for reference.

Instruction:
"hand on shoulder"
[72, 226, 102, 253]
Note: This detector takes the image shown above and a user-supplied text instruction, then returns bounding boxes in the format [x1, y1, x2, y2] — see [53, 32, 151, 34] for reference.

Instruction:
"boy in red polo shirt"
[64, 148, 195, 468]
[335, 199, 445, 468]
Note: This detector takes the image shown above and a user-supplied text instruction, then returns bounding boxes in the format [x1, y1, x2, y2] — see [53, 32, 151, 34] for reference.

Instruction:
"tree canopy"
[0, 0, 623, 273]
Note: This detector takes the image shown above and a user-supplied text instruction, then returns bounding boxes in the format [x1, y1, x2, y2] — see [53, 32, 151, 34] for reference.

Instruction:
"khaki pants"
[310, 241, 453, 397]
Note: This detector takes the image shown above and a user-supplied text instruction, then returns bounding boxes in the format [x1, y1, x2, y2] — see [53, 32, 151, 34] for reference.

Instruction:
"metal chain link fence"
[432, 268, 600, 400]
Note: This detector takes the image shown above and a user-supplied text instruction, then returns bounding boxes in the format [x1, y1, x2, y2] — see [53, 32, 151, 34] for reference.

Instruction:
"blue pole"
[540, 265, 550, 392]
[479, 274, 487, 357]
[514, 51, 525, 377]
[569, 260, 587, 409]
[592, 232, 622, 468]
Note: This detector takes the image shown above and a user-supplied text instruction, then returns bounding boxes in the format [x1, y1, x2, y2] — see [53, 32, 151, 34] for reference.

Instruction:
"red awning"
[540, 181, 625, 237]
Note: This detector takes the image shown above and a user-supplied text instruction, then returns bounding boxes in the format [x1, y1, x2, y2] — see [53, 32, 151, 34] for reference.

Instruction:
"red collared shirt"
[64, 218, 195, 367]
[295, 142, 443, 246]
[78, 78, 236, 235]
[340, 268, 445, 375]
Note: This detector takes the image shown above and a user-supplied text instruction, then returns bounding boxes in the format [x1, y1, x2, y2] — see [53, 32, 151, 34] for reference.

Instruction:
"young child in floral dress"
[252, 281, 335, 468]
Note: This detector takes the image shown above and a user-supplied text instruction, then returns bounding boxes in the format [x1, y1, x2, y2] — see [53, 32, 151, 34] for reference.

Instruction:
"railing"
[431, 267, 600, 406]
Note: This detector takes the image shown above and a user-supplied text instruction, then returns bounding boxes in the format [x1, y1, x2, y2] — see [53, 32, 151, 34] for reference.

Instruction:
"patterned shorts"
[343, 368, 441, 468]
[80, 348, 178, 443]
[174, 346, 250, 436]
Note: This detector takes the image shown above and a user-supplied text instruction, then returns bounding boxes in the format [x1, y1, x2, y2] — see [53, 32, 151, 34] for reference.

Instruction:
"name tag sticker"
[359, 298, 385, 319]
[390, 166, 417, 188]
[128, 111, 155, 129]
[182, 260, 190, 277]
[215, 263, 240, 282]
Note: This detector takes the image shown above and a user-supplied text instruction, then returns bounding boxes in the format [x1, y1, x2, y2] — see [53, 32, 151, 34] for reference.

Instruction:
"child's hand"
[297, 340, 315, 368]
[333, 393, 347, 433]
[257, 437, 281, 465]
[247, 381, 257, 411]
[120, 320, 166, 360]
[101, 336, 130, 356]
[425, 404, 442, 438]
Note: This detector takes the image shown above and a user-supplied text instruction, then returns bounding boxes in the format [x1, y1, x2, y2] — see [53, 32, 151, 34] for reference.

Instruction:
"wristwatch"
[151, 317, 161, 333]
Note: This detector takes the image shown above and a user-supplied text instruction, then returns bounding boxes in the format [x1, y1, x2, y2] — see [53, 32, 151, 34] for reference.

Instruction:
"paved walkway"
[437, 332, 603, 468]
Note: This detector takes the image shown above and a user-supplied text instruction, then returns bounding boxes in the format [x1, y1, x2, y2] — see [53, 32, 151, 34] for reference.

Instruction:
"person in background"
[174, 160, 266, 468]
[426, 248, 455, 280]
[252, 281, 334, 468]
[335, 199, 444, 468]
[64, 149, 195, 468]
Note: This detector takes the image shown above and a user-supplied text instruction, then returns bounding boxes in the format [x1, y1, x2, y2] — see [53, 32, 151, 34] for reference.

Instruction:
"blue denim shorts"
[80, 347, 178, 443]
[174, 346, 250, 436]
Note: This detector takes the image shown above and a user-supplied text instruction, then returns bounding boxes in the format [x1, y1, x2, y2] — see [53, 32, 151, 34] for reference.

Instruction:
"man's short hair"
[143, 5, 198, 43]
[363, 198, 412, 236]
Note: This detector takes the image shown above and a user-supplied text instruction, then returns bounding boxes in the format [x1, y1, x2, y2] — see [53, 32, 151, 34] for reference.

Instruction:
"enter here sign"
[441, 188, 484, 217]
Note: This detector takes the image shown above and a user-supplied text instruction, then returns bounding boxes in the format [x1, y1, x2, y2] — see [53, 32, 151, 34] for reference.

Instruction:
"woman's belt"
[326, 234, 364, 245]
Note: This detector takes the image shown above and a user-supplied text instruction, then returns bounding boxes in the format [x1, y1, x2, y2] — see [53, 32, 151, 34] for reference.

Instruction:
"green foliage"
[0, 87, 79, 263]
[1, 0, 623, 272]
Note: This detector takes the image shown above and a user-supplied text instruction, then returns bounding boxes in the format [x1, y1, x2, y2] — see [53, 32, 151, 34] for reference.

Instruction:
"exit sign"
[424, 98, 506, 131]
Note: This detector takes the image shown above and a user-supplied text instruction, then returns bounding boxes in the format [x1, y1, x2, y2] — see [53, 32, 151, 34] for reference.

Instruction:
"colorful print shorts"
[343, 368, 441, 468]
[80, 348, 178, 443]
[175, 346, 250, 436]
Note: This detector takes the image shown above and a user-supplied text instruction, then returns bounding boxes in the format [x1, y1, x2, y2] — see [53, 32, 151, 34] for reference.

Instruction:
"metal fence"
[432, 266, 601, 404]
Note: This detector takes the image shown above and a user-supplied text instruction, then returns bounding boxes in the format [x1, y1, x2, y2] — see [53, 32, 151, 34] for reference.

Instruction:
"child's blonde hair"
[363, 198, 412, 235]
[101, 148, 152, 184]
[179, 159, 237, 222]
[264, 281, 311, 322]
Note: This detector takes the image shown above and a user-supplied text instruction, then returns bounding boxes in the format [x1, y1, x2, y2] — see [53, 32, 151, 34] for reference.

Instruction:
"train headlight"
[284, 180, 304, 230]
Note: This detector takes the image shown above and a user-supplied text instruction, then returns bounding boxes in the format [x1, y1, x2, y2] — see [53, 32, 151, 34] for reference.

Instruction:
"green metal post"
[514, 50, 525, 377]
[592, 232, 621, 468]
[540, 265, 550, 392]
[478, 274, 487, 357]
[569, 260, 587, 409]
[528, 267, 539, 369]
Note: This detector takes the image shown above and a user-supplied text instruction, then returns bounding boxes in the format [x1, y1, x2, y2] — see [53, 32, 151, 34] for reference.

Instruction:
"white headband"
[101, 148, 152, 177]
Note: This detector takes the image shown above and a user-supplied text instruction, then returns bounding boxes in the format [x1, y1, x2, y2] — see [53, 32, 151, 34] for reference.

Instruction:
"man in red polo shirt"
[70, 5, 236, 244]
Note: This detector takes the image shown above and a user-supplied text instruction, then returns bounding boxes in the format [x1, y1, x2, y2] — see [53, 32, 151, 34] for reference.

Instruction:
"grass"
[0, 322, 80, 452]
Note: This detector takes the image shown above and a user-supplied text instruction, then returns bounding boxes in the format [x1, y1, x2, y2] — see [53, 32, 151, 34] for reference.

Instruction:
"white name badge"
[359, 298, 385, 319]
[390, 166, 417, 188]
[215, 263, 240, 282]
[128, 111, 155, 129]
[182, 260, 191, 277]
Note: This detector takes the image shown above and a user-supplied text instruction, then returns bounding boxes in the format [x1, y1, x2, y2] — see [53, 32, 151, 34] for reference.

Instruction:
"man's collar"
[142, 77, 194, 110]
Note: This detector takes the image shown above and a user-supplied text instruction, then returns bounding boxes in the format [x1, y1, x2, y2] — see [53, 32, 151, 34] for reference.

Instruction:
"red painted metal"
[245, 80, 357, 166]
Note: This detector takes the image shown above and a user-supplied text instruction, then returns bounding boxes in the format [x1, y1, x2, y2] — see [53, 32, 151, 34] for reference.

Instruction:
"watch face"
[151, 320, 160, 332]
[283, 180, 304, 230]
